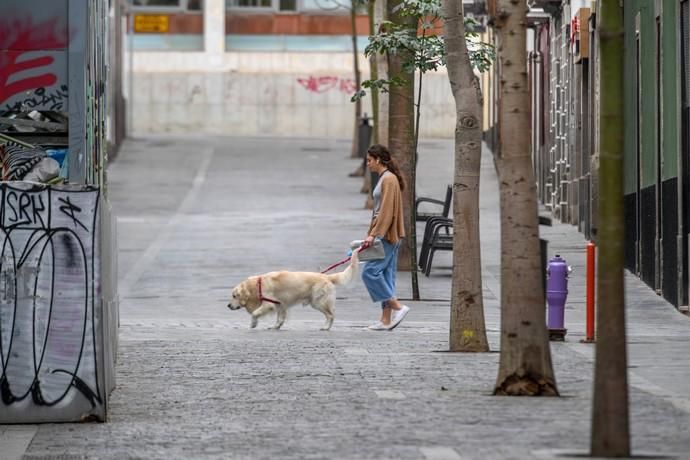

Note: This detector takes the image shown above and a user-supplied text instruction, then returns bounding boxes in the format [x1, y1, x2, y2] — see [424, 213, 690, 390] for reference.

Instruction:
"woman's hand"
[362, 235, 375, 249]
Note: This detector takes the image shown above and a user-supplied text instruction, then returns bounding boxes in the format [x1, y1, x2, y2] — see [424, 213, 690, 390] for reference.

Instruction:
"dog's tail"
[327, 249, 359, 286]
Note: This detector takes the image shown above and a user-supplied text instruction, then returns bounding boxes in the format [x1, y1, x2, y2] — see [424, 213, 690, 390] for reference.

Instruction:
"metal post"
[583, 241, 596, 343]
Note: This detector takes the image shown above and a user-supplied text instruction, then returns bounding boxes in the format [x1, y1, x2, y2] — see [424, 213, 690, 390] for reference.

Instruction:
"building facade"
[527, 0, 689, 311]
[125, 0, 458, 138]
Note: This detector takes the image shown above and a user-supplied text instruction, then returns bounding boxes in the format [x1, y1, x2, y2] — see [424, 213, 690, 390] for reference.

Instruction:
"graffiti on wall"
[3, 85, 69, 112]
[0, 14, 70, 111]
[297, 76, 357, 95]
[0, 183, 102, 418]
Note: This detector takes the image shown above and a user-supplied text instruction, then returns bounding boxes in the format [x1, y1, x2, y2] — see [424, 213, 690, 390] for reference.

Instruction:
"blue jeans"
[361, 238, 401, 308]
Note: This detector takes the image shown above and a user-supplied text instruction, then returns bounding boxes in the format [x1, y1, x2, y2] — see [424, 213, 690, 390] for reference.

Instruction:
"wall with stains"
[0, 183, 107, 423]
[0, 0, 117, 423]
[129, 53, 456, 138]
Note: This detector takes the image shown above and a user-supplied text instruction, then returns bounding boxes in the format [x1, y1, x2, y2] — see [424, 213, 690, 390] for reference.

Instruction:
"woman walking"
[361, 144, 410, 330]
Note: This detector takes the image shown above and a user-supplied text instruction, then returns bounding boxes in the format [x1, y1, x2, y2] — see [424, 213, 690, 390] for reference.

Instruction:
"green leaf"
[352, 0, 496, 108]
[350, 89, 367, 102]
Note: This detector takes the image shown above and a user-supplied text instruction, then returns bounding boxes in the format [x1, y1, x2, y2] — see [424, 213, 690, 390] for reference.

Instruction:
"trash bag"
[23, 157, 60, 183]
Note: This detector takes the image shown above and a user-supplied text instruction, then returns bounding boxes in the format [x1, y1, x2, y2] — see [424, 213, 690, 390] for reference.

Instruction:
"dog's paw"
[250, 317, 258, 329]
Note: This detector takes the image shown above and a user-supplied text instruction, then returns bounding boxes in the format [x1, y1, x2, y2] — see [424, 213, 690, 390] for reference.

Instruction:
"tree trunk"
[590, 0, 630, 456]
[350, 5, 362, 158]
[367, 0, 388, 211]
[363, 0, 380, 210]
[368, 0, 379, 146]
[409, 64, 422, 299]
[443, 0, 488, 352]
[374, 0, 389, 149]
[387, 0, 416, 272]
[492, 0, 558, 396]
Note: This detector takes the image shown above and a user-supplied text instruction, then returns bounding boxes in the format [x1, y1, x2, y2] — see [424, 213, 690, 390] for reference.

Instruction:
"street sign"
[134, 14, 169, 33]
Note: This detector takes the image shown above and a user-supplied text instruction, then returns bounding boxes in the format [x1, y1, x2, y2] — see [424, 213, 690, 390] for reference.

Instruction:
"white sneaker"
[388, 305, 410, 330]
[367, 322, 389, 331]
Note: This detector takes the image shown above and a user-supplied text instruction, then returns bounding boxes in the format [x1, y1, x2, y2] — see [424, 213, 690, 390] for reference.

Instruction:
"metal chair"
[416, 185, 452, 222]
[418, 216, 453, 276]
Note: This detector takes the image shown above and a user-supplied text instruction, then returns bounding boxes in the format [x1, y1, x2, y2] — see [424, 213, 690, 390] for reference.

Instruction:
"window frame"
[225, 0, 276, 11]
[300, 0, 353, 13]
[224, 0, 352, 14]
[129, 0, 202, 12]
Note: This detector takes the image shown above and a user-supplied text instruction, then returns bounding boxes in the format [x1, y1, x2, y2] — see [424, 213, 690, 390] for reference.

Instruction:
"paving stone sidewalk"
[1, 135, 689, 460]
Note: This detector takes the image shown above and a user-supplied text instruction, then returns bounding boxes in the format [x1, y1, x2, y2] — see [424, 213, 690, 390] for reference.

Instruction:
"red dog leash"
[320, 244, 366, 274]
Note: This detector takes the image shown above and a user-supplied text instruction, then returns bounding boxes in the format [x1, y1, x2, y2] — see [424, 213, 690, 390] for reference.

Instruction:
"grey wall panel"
[0, 183, 105, 423]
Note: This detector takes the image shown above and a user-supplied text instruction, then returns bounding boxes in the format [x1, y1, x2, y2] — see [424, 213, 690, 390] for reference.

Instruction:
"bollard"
[546, 254, 569, 341]
[349, 114, 373, 178]
[357, 114, 373, 158]
[540, 238, 548, 297]
[582, 242, 596, 343]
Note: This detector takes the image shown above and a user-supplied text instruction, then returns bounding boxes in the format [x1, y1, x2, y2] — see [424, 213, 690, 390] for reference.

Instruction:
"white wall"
[127, 0, 455, 138]
[130, 51, 455, 138]
[125, 0, 458, 138]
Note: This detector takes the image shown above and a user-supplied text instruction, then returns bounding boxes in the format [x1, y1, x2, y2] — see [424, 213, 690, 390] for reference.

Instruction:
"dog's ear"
[239, 278, 260, 313]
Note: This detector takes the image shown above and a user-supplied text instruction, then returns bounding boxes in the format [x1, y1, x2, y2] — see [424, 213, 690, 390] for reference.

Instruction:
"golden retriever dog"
[227, 250, 358, 330]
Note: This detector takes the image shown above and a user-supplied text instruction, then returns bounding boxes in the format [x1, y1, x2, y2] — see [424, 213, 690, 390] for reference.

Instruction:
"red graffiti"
[0, 17, 69, 105]
[297, 76, 356, 95]
[338, 78, 357, 94]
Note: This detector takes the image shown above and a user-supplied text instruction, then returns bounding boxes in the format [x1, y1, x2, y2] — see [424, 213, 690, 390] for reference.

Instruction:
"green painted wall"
[624, 1, 645, 195]
[623, 3, 634, 195]
[662, 0, 679, 180]
[624, 0, 680, 193]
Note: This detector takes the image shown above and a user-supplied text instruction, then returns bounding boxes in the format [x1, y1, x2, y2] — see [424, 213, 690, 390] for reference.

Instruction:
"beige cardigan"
[368, 172, 405, 244]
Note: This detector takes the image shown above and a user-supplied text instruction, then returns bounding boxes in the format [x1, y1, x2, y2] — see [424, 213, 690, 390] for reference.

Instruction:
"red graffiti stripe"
[0, 16, 68, 104]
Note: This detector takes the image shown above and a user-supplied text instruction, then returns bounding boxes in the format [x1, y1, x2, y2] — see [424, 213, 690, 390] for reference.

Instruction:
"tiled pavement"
[1, 135, 688, 460]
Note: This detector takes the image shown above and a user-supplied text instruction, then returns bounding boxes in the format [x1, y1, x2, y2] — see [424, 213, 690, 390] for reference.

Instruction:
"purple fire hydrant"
[546, 254, 569, 341]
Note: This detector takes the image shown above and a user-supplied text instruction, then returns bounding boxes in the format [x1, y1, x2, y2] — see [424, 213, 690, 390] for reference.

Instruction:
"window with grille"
[226, 0, 273, 8]
[279, 0, 297, 11]
[130, 0, 201, 10]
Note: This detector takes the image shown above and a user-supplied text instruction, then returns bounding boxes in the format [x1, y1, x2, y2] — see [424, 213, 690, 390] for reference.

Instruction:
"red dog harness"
[257, 277, 281, 305]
